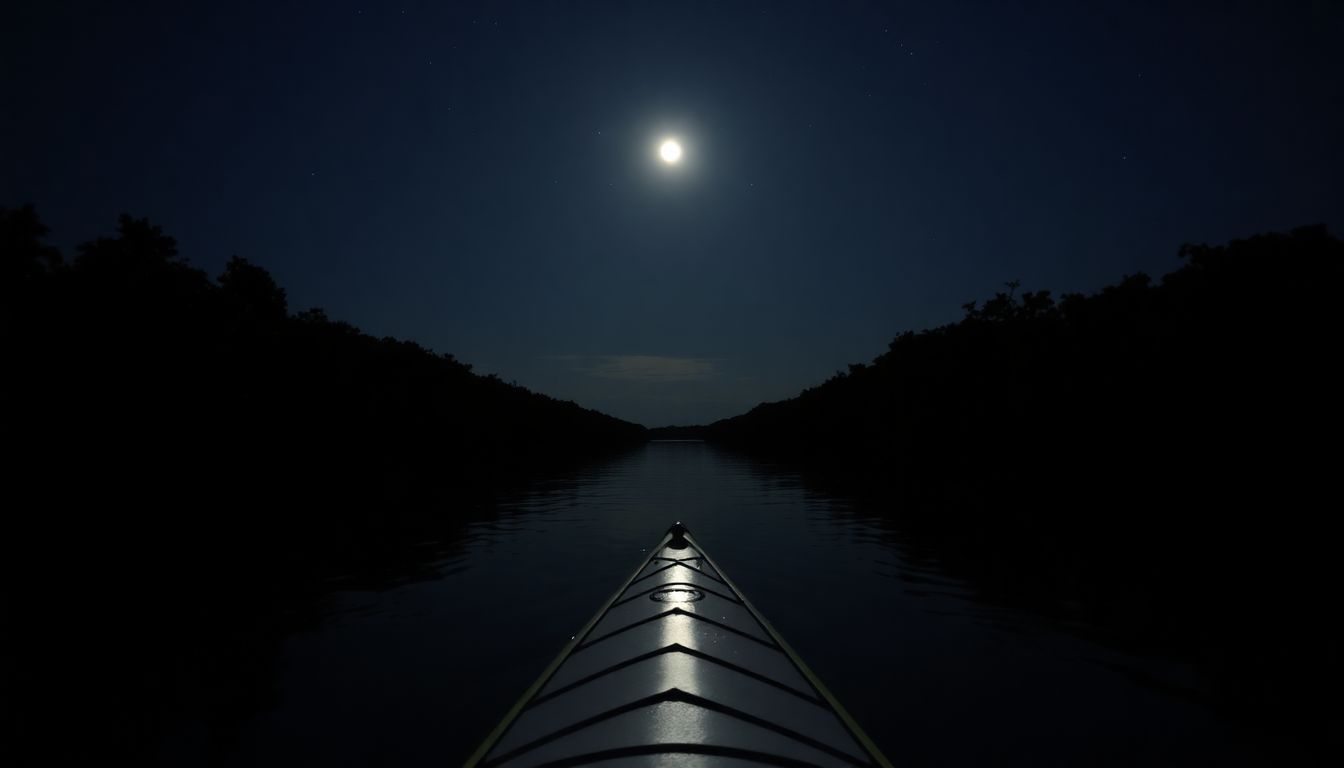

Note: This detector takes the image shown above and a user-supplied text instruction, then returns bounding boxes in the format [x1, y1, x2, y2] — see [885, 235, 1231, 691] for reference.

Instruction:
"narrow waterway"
[209, 441, 1251, 766]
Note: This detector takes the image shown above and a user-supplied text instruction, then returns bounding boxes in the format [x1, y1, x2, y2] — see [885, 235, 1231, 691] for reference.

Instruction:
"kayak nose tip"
[667, 521, 691, 548]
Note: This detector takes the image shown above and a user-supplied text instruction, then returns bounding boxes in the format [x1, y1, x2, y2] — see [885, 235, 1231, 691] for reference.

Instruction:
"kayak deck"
[467, 523, 890, 768]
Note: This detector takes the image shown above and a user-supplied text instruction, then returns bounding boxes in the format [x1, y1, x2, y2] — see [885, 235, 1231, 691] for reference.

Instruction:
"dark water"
[192, 441, 1255, 766]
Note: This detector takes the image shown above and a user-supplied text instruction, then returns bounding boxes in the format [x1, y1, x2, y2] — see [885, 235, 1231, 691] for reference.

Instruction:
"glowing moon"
[659, 139, 682, 164]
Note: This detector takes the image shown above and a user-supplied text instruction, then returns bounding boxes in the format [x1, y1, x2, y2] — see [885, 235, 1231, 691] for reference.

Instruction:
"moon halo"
[659, 139, 683, 164]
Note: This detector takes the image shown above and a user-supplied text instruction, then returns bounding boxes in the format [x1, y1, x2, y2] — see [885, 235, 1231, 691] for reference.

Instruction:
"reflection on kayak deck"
[472, 525, 888, 767]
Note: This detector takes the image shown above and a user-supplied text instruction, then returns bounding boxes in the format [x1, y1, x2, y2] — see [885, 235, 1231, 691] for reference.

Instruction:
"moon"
[659, 139, 682, 164]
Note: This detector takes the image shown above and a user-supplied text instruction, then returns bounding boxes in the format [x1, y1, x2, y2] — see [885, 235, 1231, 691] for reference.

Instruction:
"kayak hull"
[467, 523, 890, 768]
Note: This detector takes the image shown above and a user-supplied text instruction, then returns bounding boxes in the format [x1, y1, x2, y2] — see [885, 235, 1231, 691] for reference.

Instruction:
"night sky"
[6, 1, 1342, 426]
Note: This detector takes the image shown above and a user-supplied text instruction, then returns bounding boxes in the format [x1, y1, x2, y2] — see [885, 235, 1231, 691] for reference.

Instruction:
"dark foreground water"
[179, 441, 1258, 766]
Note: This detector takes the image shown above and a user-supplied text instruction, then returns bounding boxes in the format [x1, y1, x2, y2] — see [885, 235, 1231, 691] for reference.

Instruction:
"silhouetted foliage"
[2, 208, 644, 762]
[218, 255, 288, 322]
[1, 204, 62, 285]
[707, 225, 1344, 756]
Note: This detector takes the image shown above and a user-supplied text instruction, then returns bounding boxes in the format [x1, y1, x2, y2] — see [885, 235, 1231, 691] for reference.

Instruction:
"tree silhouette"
[218, 255, 288, 323]
[1, 204, 63, 286]
[73, 213, 181, 277]
[707, 224, 1344, 754]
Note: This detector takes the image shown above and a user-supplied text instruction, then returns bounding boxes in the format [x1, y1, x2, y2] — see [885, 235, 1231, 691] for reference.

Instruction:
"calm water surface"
[213, 441, 1251, 766]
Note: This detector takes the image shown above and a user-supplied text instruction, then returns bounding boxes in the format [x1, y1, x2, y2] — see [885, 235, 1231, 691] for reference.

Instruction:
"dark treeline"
[707, 225, 1343, 755]
[1, 205, 644, 762]
[3, 204, 644, 542]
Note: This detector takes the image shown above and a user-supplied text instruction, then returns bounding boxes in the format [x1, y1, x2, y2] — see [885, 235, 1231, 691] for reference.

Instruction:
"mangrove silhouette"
[705, 224, 1343, 756]
[2, 205, 645, 762]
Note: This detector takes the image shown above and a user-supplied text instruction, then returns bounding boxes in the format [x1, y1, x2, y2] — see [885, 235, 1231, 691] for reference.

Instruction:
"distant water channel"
[201, 441, 1254, 766]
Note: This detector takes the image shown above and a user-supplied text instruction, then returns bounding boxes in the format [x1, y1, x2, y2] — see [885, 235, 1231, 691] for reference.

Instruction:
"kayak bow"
[466, 523, 891, 768]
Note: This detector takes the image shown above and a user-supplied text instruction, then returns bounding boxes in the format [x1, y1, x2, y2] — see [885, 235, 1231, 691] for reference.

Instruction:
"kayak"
[465, 523, 891, 768]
